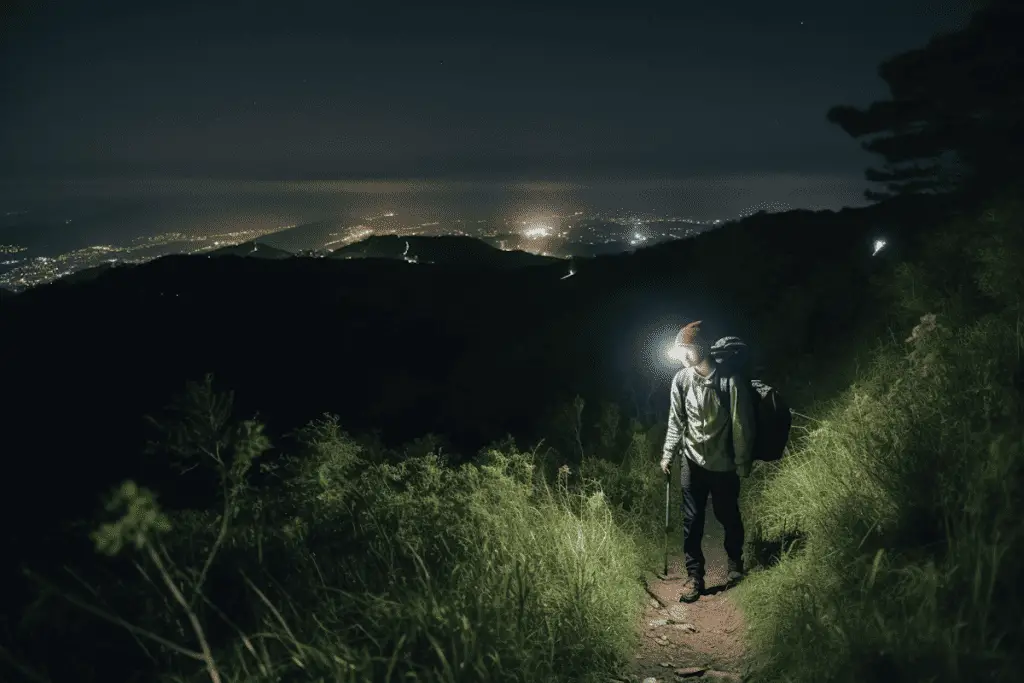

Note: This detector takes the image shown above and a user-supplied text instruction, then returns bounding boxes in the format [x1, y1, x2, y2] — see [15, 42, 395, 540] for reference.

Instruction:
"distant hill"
[56, 261, 125, 286]
[330, 234, 561, 268]
[208, 241, 294, 259]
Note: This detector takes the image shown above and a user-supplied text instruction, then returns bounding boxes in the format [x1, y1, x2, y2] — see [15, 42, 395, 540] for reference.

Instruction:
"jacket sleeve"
[730, 375, 756, 469]
[661, 371, 686, 463]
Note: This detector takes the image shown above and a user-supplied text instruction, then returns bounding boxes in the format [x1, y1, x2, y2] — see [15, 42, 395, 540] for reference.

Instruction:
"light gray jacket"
[661, 365, 756, 473]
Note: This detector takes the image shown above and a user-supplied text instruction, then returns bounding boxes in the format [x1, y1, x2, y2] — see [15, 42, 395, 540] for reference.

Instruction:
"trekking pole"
[662, 468, 671, 578]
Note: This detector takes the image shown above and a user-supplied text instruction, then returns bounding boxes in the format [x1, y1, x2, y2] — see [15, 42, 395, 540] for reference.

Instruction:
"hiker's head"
[673, 321, 708, 368]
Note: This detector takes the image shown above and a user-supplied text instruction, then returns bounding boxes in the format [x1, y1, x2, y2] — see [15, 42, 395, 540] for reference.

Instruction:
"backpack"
[709, 336, 792, 462]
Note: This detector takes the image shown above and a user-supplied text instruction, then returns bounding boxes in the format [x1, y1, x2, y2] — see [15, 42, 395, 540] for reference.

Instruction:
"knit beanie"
[675, 320, 707, 349]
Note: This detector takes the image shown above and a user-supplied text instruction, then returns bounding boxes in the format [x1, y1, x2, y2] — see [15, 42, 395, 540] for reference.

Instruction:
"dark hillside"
[1, 201, 928, 527]
[207, 240, 294, 259]
[331, 233, 561, 268]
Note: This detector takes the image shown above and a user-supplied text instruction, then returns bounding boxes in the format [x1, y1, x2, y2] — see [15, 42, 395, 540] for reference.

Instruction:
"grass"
[11, 393, 663, 683]
[735, 195, 1024, 683]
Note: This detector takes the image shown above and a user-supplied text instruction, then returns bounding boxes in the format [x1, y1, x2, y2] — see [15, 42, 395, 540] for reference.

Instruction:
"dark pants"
[680, 457, 744, 580]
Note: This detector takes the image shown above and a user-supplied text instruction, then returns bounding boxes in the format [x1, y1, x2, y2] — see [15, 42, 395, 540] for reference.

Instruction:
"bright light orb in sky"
[872, 238, 887, 256]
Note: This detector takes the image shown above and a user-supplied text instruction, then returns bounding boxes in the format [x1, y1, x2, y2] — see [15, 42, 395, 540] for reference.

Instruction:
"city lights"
[524, 225, 551, 238]
[0, 208, 724, 292]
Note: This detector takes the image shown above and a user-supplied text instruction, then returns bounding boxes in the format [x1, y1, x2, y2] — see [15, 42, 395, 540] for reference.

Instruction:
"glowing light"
[666, 344, 686, 362]
[524, 225, 551, 238]
[872, 239, 887, 256]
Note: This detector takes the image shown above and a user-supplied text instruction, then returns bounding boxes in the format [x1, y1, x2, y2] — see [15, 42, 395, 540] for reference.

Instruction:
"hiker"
[660, 320, 756, 603]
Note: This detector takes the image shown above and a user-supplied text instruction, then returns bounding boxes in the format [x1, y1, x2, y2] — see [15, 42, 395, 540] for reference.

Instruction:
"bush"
[21, 383, 650, 683]
[736, 198, 1024, 683]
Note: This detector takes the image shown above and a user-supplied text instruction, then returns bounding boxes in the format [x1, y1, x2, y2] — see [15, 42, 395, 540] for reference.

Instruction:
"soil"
[620, 499, 749, 683]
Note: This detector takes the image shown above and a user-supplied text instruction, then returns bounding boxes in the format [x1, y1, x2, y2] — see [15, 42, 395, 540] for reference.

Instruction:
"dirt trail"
[622, 499, 749, 683]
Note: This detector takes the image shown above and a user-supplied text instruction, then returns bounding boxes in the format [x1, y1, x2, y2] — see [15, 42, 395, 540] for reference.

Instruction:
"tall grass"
[19, 395, 652, 683]
[736, 195, 1024, 683]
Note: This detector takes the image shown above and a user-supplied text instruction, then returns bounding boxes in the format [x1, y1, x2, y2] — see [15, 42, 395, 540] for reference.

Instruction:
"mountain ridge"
[329, 233, 563, 268]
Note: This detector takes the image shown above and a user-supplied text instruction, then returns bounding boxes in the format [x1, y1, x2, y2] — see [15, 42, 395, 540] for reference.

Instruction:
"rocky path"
[618, 499, 749, 683]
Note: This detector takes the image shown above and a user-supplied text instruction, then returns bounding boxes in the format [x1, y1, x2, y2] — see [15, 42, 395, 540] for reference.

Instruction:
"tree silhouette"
[827, 1, 1024, 201]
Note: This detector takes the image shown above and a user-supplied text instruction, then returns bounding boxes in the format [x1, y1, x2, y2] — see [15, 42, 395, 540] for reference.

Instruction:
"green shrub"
[736, 198, 1024, 683]
[50, 390, 648, 683]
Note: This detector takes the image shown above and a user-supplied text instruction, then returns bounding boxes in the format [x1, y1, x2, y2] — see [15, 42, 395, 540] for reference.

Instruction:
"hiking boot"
[726, 569, 745, 587]
[678, 576, 704, 603]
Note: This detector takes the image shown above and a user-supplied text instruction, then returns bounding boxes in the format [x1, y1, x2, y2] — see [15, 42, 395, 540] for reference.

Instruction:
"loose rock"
[674, 667, 706, 678]
[673, 622, 699, 633]
[667, 605, 689, 621]
[649, 619, 669, 628]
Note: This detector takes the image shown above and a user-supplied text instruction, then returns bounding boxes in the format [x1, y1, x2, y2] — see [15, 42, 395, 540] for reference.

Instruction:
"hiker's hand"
[660, 458, 672, 475]
[737, 462, 751, 479]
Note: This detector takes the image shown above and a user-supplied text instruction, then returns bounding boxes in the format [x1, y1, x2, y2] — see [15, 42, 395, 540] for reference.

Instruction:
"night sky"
[2, 0, 972, 183]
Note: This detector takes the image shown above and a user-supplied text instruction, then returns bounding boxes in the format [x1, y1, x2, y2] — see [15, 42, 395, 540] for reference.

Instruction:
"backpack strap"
[716, 369, 731, 419]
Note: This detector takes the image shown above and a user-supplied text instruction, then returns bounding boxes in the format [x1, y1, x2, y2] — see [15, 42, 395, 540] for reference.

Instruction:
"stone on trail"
[674, 667, 706, 678]
[667, 605, 688, 621]
[648, 618, 669, 628]
[641, 678, 659, 683]
[673, 622, 698, 633]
